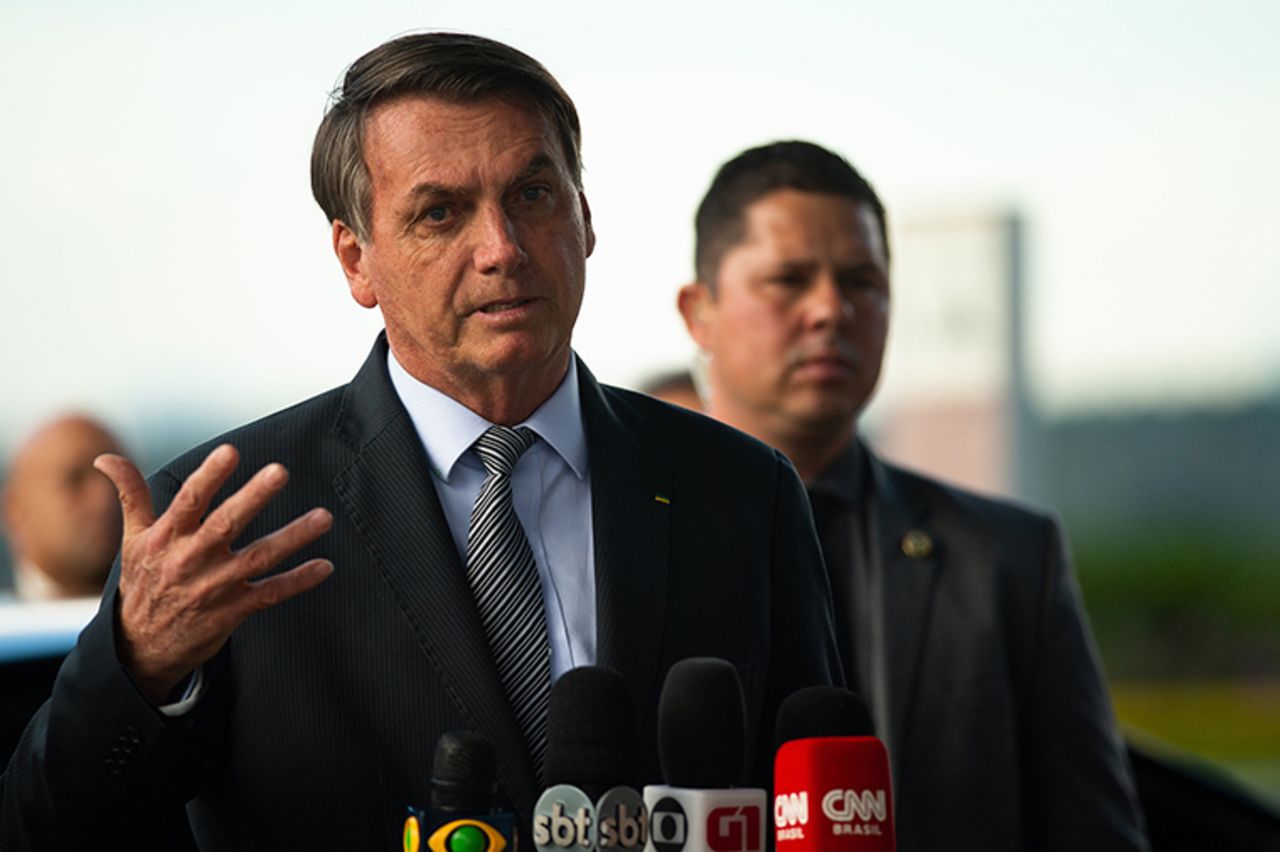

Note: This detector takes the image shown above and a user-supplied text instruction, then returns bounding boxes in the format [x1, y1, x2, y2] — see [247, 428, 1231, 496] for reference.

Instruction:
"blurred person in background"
[0, 414, 130, 798]
[637, 367, 704, 412]
[2, 414, 123, 602]
[678, 140, 1148, 852]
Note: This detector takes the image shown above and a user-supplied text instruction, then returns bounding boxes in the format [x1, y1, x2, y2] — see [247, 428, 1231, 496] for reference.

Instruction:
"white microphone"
[643, 658, 767, 852]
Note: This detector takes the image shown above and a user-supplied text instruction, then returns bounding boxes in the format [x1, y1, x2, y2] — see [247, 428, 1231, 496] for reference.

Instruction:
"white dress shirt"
[387, 351, 597, 678]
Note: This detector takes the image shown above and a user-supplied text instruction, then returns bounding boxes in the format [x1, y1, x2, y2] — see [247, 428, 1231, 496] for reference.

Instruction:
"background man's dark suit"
[815, 442, 1145, 852]
[679, 140, 1148, 850]
[1, 336, 840, 849]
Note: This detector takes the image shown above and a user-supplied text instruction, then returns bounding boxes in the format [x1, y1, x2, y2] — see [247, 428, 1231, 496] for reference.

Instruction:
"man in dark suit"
[677, 141, 1149, 851]
[0, 37, 840, 849]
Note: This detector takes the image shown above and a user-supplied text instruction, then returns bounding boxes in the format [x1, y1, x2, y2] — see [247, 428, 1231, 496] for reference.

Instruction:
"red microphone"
[773, 687, 895, 851]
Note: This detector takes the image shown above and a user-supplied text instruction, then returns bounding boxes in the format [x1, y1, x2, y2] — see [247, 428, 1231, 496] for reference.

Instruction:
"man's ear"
[677, 280, 717, 351]
[333, 220, 378, 309]
[579, 191, 596, 258]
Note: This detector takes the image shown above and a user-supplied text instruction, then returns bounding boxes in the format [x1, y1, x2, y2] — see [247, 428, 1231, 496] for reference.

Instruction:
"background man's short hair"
[694, 140, 889, 286]
[311, 32, 583, 241]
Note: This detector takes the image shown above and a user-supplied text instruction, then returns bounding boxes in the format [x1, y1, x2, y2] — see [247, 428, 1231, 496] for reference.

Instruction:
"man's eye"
[519, 185, 548, 203]
[424, 206, 450, 223]
[842, 274, 885, 294]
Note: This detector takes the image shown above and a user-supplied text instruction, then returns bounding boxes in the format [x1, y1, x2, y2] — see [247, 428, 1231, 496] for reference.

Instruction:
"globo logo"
[648, 797, 688, 852]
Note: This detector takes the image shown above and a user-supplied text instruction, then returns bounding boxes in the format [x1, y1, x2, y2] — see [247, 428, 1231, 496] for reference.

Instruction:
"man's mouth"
[791, 347, 856, 370]
[477, 298, 534, 314]
[788, 341, 859, 379]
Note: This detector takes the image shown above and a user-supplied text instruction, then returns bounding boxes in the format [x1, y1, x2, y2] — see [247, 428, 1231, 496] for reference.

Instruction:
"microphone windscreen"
[657, 657, 747, 788]
[543, 665, 637, 798]
[431, 730, 498, 812]
[775, 685, 875, 746]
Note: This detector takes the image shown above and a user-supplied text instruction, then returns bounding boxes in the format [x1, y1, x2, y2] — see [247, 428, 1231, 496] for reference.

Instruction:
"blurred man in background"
[638, 367, 703, 412]
[0, 414, 125, 788]
[2, 414, 123, 601]
[678, 140, 1148, 851]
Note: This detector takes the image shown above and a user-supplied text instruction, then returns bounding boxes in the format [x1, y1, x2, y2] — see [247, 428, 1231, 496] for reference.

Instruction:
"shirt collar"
[807, 435, 868, 508]
[386, 350, 588, 483]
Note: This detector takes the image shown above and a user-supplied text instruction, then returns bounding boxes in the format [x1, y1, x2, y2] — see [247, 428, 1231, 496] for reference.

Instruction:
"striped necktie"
[466, 425, 551, 768]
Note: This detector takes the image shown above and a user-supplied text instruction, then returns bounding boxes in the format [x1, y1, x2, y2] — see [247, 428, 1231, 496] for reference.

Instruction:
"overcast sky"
[2, 0, 1277, 447]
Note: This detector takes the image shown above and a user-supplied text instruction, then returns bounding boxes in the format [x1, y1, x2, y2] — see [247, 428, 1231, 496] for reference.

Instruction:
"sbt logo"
[596, 788, 648, 849]
[821, 789, 888, 823]
[773, 792, 808, 828]
[532, 802, 593, 848]
[532, 794, 595, 851]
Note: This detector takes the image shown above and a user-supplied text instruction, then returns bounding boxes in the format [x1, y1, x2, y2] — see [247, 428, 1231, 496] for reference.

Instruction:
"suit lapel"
[868, 451, 943, 766]
[578, 361, 672, 719]
[330, 337, 538, 809]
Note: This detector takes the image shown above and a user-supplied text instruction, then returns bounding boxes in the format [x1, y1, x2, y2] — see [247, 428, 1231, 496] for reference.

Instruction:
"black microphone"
[533, 666, 648, 851]
[403, 730, 517, 852]
[773, 686, 895, 851]
[643, 657, 767, 852]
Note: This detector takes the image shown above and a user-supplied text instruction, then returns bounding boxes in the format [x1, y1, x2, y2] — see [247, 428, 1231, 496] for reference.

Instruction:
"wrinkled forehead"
[362, 95, 571, 189]
[364, 92, 576, 180]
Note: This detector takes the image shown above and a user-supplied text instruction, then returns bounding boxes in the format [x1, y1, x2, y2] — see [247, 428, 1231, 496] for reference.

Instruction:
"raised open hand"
[94, 444, 334, 704]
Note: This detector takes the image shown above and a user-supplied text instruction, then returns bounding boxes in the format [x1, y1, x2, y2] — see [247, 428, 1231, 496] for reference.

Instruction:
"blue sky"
[2, 0, 1277, 445]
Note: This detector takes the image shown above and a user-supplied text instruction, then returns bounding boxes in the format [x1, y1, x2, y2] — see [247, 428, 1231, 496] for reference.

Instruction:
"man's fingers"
[165, 444, 241, 532]
[94, 453, 156, 536]
[226, 508, 333, 584]
[196, 461, 292, 549]
[241, 558, 335, 616]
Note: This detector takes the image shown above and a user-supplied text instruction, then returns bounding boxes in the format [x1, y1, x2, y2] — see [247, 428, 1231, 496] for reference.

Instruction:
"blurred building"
[864, 210, 1280, 552]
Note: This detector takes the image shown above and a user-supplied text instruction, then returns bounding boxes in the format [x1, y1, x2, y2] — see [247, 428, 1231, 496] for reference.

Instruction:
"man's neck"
[389, 346, 572, 426]
[706, 403, 855, 483]
[774, 430, 855, 483]
[14, 562, 98, 601]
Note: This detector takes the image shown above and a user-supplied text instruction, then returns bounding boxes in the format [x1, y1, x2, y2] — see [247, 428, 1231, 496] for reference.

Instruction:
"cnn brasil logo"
[774, 789, 888, 840]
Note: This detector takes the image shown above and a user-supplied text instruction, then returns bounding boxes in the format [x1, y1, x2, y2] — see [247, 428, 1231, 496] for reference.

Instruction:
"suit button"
[901, 529, 934, 560]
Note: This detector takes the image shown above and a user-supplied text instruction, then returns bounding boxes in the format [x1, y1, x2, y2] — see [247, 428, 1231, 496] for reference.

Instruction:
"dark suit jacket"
[820, 443, 1148, 852]
[1, 337, 841, 850]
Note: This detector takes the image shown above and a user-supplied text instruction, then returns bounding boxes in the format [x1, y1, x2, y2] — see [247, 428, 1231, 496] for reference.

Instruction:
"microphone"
[403, 730, 517, 852]
[773, 686, 895, 851]
[643, 657, 767, 852]
[533, 666, 648, 851]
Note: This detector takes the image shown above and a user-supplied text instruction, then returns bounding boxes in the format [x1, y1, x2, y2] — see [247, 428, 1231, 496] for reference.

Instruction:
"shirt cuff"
[158, 666, 204, 717]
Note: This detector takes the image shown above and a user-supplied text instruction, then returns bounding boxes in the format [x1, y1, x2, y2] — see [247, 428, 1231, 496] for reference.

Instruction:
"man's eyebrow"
[509, 153, 557, 187]
[403, 153, 557, 202]
[407, 180, 458, 200]
[841, 260, 889, 277]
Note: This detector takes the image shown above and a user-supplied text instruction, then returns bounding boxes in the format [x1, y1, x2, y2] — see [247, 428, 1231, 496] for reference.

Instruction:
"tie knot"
[474, 425, 537, 477]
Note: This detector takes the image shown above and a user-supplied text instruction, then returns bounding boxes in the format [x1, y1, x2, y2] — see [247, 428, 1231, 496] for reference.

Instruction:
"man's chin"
[780, 397, 860, 437]
[470, 336, 571, 378]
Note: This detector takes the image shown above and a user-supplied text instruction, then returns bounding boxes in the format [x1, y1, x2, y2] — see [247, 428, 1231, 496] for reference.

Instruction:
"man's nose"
[472, 205, 528, 274]
[805, 273, 853, 327]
